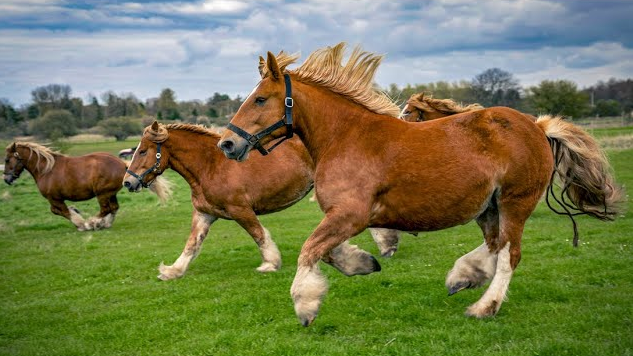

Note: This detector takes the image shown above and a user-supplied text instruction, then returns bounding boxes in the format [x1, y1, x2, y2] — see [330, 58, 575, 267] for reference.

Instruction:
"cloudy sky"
[1, 0, 632, 106]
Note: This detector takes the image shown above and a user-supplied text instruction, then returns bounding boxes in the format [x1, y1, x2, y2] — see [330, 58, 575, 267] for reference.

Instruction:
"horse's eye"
[139, 150, 147, 156]
[255, 97, 267, 105]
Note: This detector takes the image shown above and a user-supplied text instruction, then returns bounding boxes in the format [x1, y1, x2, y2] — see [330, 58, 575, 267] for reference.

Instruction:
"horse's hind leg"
[233, 210, 281, 273]
[87, 193, 117, 230]
[465, 199, 532, 318]
[158, 210, 217, 280]
[369, 228, 400, 257]
[446, 200, 499, 295]
[322, 240, 381, 276]
[49, 199, 88, 231]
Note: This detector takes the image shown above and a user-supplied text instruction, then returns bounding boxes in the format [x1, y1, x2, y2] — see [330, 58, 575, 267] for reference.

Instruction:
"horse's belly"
[370, 185, 493, 232]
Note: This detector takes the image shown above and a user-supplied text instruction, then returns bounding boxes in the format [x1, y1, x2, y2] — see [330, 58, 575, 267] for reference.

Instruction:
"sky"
[1, 0, 632, 106]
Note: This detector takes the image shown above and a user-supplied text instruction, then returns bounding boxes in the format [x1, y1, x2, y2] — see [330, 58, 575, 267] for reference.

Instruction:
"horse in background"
[218, 43, 624, 326]
[118, 146, 137, 160]
[400, 92, 537, 122]
[3, 142, 171, 231]
[400, 92, 484, 122]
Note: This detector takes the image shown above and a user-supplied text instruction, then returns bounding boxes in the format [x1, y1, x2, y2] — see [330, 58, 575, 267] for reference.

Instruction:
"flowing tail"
[536, 115, 625, 245]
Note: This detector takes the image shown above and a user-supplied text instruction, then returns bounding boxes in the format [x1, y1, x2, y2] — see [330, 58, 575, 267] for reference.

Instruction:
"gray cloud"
[0, 0, 631, 105]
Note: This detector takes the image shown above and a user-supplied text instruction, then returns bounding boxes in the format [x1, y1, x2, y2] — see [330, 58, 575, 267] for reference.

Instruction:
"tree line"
[1, 69, 632, 141]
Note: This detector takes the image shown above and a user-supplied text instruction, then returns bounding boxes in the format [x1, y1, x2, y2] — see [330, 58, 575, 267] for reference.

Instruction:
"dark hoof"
[370, 256, 382, 272]
[448, 281, 470, 296]
[380, 248, 397, 258]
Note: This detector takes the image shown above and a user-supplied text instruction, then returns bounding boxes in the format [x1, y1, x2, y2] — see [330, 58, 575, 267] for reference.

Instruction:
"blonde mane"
[144, 123, 222, 143]
[262, 42, 401, 117]
[9, 142, 58, 174]
[407, 93, 484, 115]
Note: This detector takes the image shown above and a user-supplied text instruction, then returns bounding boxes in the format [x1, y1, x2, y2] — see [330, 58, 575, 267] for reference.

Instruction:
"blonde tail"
[536, 115, 624, 233]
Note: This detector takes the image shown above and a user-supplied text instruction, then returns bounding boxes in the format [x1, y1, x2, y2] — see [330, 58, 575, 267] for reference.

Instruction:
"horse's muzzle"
[4, 174, 14, 185]
[218, 137, 250, 162]
[122, 177, 142, 192]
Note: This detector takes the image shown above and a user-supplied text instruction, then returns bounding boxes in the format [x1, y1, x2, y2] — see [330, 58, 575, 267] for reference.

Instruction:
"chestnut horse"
[400, 92, 537, 123]
[3, 142, 171, 230]
[218, 43, 623, 326]
[123, 121, 399, 280]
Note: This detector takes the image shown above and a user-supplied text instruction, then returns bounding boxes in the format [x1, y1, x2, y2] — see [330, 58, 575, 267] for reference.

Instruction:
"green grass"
[587, 125, 633, 138]
[0, 146, 631, 356]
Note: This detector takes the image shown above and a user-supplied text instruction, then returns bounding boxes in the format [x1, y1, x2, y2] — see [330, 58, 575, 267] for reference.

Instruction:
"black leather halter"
[226, 73, 294, 155]
[125, 143, 162, 188]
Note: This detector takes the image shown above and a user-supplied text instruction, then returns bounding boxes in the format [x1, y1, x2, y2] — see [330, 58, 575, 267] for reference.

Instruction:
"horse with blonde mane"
[218, 43, 624, 326]
[123, 121, 400, 280]
[3, 142, 171, 230]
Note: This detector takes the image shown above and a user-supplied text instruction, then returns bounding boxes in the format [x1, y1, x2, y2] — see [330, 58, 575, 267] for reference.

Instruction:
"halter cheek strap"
[226, 73, 294, 155]
[125, 143, 162, 188]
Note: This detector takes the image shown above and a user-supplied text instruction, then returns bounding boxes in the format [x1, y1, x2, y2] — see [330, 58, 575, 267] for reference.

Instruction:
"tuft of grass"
[0, 143, 631, 356]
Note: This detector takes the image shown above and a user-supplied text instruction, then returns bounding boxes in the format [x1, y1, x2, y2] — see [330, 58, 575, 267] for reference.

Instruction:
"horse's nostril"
[220, 140, 235, 153]
[123, 181, 131, 188]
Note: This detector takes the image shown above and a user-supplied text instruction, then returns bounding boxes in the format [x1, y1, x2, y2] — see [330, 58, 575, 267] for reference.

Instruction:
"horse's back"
[367, 107, 553, 231]
[49, 153, 125, 200]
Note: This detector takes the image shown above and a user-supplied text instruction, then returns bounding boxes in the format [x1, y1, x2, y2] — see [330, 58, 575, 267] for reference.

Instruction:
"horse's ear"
[151, 121, 160, 131]
[258, 56, 266, 78]
[266, 51, 281, 81]
[10, 142, 17, 151]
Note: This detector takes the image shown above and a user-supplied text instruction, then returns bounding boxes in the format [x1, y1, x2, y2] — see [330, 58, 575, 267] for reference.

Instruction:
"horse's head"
[3, 143, 25, 185]
[219, 52, 294, 161]
[123, 121, 170, 192]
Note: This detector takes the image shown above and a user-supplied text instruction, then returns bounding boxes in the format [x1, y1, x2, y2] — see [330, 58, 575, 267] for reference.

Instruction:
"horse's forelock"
[144, 124, 169, 143]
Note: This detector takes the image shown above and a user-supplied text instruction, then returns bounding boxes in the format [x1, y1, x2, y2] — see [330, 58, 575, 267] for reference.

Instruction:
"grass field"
[0, 134, 632, 356]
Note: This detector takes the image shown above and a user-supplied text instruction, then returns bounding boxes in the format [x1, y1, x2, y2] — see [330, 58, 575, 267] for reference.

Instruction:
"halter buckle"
[155, 152, 161, 159]
[285, 97, 294, 108]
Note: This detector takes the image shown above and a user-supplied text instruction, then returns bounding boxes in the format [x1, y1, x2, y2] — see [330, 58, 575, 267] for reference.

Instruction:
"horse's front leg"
[158, 210, 217, 280]
[49, 199, 89, 231]
[291, 211, 375, 326]
[232, 209, 281, 273]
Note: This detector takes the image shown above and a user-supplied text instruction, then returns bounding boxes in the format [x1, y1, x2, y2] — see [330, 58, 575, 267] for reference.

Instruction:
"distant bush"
[98, 117, 142, 141]
[29, 109, 78, 140]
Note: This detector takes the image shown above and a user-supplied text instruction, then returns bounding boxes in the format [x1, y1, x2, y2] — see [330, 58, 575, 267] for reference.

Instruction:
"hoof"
[380, 248, 397, 258]
[465, 300, 499, 318]
[447, 281, 470, 296]
[157, 263, 183, 280]
[370, 256, 382, 272]
[300, 315, 315, 327]
[256, 262, 280, 273]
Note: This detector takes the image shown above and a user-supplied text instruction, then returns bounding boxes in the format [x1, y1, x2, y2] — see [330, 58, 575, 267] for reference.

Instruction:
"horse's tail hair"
[148, 176, 174, 204]
[536, 115, 625, 223]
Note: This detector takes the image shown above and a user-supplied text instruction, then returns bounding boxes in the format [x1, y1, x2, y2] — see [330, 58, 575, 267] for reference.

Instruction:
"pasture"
[0, 135, 631, 356]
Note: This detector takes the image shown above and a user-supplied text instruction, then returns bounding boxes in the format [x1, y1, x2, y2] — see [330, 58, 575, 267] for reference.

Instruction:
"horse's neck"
[166, 131, 221, 188]
[19, 147, 51, 179]
[294, 84, 380, 162]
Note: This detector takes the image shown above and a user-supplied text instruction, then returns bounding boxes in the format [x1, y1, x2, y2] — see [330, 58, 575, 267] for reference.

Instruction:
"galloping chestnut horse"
[218, 43, 623, 326]
[3, 142, 171, 230]
[123, 121, 398, 280]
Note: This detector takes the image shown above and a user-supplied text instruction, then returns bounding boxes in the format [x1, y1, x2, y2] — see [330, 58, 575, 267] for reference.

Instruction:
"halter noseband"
[226, 73, 294, 155]
[125, 143, 162, 188]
